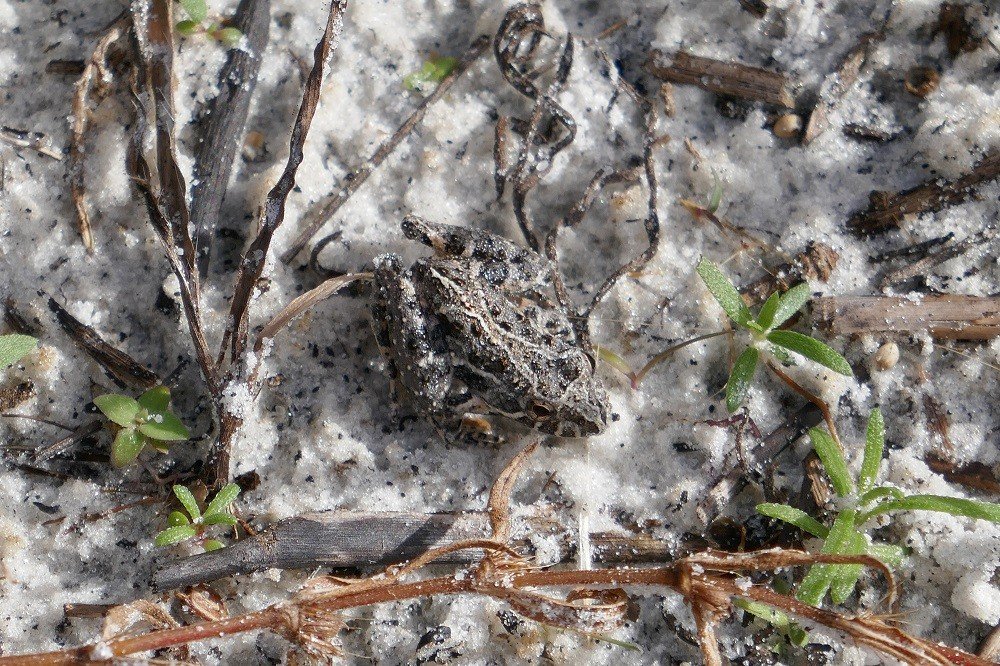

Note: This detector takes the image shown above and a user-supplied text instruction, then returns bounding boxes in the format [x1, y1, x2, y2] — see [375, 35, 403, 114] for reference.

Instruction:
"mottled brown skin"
[371, 215, 608, 440]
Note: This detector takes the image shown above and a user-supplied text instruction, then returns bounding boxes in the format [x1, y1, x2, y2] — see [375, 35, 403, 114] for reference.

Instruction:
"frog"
[370, 215, 609, 440]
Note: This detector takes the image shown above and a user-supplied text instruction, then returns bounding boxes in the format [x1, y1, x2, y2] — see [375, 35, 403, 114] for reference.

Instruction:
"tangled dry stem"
[1, 442, 989, 665]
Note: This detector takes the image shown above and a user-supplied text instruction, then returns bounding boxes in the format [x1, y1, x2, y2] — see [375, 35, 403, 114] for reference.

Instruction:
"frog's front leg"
[371, 254, 453, 417]
[431, 391, 505, 446]
[401, 215, 554, 297]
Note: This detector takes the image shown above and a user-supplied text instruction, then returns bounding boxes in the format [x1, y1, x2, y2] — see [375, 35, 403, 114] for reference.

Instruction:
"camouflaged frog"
[371, 215, 608, 440]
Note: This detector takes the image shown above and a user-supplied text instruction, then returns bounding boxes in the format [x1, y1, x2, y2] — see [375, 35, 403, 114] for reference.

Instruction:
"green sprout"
[175, 0, 244, 47]
[758, 408, 1000, 608]
[403, 56, 459, 93]
[93, 386, 190, 468]
[696, 258, 852, 413]
[0, 334, 38, 369]
[154, 483, 241, 551]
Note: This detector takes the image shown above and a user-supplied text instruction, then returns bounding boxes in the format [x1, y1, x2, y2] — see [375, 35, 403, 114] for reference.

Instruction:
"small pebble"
[873, 341, 899, 371]
[773, 113, 802, 139]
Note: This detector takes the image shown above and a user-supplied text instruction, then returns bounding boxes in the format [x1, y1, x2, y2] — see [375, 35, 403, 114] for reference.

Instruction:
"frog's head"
[527, 352, 609, 438]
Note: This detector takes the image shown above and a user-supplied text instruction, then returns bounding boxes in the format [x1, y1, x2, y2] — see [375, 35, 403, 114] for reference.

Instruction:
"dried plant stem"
[280, 34, 491, 263]
[206, 0, 348, 489]
[69, 11, 129, 253]
[631, 330, 730, 388]
[766, 360, 844, 449]
[6, 550, 978, 666]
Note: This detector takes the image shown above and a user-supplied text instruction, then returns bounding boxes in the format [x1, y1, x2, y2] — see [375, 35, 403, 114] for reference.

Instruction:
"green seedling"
[176, 0, 244, 46]
[0, 334, 38, 369]
[93, 386, 190, 467]
[696, 259, 852, 412]
[403, 56, 459, 93]
[154, 483, 240, 551]
[758, 408, 1000, 608]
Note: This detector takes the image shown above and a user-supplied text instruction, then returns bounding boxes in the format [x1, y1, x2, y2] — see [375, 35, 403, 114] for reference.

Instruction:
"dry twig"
[69, 11, 130, 252]
[645, 49, 794, 108]
[280, 34, 491, 263]
[848, 151, 1000, 234]
[190, 0, 271, 279]
[207, 0, 348, 488]
[813, 295, 1000, 340]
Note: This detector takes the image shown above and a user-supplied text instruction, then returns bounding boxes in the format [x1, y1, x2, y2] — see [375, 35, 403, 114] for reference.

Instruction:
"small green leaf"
[214, 27, 244, 46]
[180, 0, 208, 23]
[830, 529, 867, 605]
[770, 283, 811, 329]
[203, 512, 238, 526]
[809, 427, 854, 497]
[768, 344, 795, 366]
[725, 346, 758, 413]
[0, 334, 38, 368]
[94, 394, 141, 427]
[706, 170, 723, 213]
[867, 542, 906, 568]
[756, 292, 781, 330]
[858, 485, 905, 510]
[149, 440, 171, 454]
[173, 484, 201, 521]
[176, 19, 200, 35]
[111, 428, 145, 467]
[138, 386, 171, 414]
[595, 346, 635, 381]
[734, 599, 808, 647]
[139, 411, 190, 442]
[167, 510, 190, 527]
[859, 494, 1000, 524]
[154, 524, 197, 547]
[695, 258, 753, 327]
[766, 330, 853, 376]
[205, 483, 241, 516]
[858, 408, 885, 493]
[796, 510, 857, 606]
[403, 56, 459, 91]
[203, 539, 225, 552]
[756, 503, 829, 538]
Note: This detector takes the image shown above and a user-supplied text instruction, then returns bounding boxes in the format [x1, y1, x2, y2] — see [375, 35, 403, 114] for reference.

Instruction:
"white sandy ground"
[1, 0, 999, 663]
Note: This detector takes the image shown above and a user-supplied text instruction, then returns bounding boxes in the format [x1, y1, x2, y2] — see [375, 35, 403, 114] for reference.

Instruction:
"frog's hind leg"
[402, 215, 555, 299]
[371, 253, 453, 417]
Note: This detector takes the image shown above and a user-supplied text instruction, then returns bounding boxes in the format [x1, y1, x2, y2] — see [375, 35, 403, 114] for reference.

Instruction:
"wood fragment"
[812, 295, 1000, 340]
[190, 0, 271, 279]
[280, 34, 491, 264]
[842, 122, 899, 143]
[926, 452, 1000, 495]
[0, 126, 62, 160]
[802, 29, 885, 145]
[740, 241, 839, 305]
[879, 224, 998, 289]
[737, 0, 768, 19]
[645, 49, 793, 108]
[847, 151, 1000, 235]
[46, 296, 159, 389]
[3, 299, 39, 336]
[153, 510, 675, 590]
[0, 382, 35, 412]
[935, 3, 983, 58]
[45, 59, 86, 75]
[63, 603, 115, 619]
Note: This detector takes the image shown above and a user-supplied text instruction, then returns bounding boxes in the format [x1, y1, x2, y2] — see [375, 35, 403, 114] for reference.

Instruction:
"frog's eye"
[527, 401, 554, 421]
